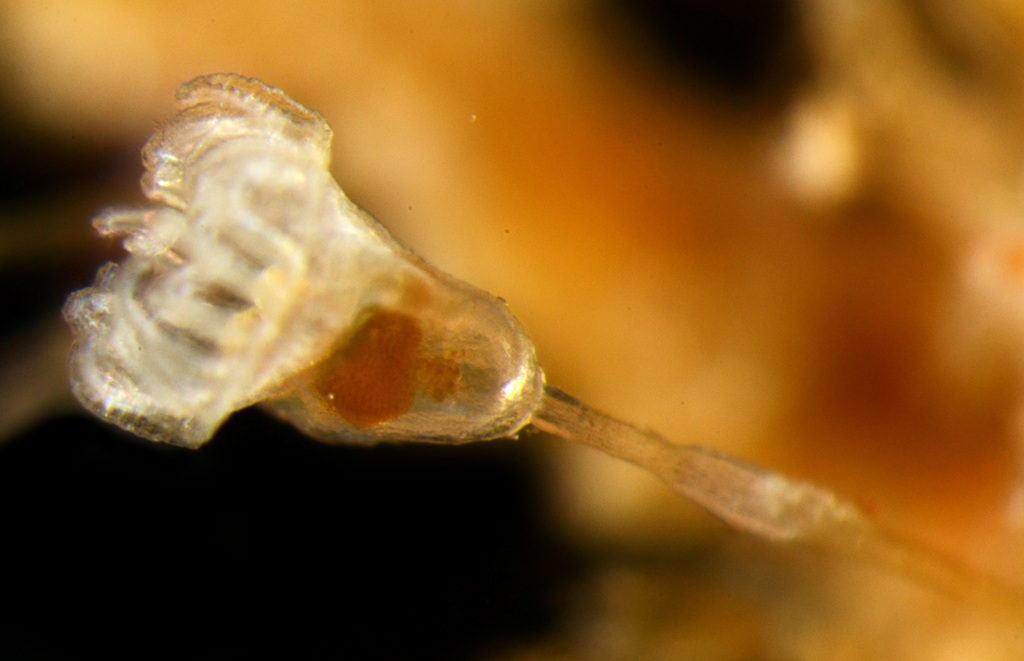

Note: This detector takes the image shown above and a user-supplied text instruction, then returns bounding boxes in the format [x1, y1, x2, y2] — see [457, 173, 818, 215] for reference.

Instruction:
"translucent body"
[62, 74, 1024, 612]
[63, 74, 543, 449]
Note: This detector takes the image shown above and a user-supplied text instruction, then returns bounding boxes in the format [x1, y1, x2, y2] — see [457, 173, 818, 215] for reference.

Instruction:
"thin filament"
[531, 386, 1024, 614]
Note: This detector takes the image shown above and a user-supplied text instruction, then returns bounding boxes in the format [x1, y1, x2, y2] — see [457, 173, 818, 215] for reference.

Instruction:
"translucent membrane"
[63, 74, 1024, 612]
[63, 74, 543, 449]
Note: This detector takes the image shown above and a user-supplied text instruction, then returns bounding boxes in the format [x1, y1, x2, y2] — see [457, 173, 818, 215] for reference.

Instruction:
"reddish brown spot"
[315, 310, 423, 427]
[312, 309, 462, 427]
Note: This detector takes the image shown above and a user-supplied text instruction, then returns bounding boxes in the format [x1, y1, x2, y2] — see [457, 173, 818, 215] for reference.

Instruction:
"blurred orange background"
[4, 1, 1024, 658]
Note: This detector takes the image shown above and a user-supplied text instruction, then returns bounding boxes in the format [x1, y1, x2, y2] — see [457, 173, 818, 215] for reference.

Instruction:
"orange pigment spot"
[417, 351, 462, 403]
[313, 309, 461, 427]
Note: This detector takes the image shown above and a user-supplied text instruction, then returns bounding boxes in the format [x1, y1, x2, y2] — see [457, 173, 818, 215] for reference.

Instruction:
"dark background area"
[0, 411, 562, 660]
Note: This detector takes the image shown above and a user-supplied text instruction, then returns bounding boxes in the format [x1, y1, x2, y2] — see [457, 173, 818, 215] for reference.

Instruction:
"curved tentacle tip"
[63, 73, 544, 449]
